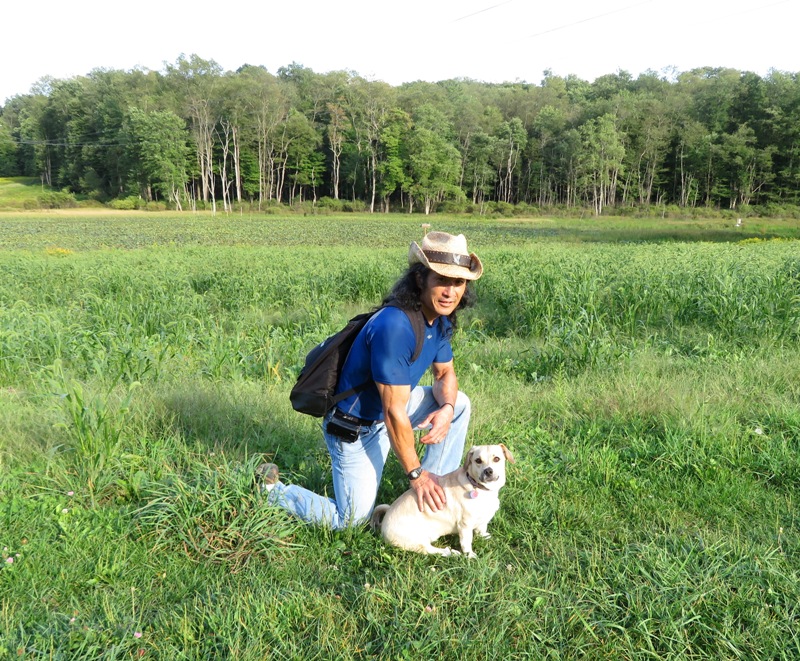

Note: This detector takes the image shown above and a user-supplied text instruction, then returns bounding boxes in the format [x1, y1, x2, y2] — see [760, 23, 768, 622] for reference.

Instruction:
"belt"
[332, 408, 376, 427]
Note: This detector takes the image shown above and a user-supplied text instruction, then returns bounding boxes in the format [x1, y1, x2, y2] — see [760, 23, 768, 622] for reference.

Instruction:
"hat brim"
[409, 242, 483, 280]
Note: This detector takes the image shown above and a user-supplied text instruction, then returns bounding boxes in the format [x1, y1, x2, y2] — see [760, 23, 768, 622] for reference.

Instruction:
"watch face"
[409, 468, 422, 480]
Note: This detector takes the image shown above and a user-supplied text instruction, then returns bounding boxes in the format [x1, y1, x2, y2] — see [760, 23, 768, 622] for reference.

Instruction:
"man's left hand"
[417, 404, 454, 445]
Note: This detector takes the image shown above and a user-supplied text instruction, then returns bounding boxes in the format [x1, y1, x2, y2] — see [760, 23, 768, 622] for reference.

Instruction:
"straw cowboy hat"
[408, 231, 483, 280]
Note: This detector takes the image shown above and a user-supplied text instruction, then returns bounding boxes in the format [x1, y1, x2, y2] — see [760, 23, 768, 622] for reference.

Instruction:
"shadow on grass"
[156, 384, 335, 495]
[155, 382, 425, 510]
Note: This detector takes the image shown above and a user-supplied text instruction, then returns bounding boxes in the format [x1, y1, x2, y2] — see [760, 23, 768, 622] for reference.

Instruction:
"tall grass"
[1, 215, 799, 659]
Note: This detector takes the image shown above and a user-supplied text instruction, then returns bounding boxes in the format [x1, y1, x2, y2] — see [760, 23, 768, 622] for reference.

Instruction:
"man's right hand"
[410, 470, 446, 513]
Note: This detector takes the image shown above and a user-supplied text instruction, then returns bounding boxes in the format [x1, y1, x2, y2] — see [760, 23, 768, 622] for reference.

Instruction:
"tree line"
[1, 54, 799, 215]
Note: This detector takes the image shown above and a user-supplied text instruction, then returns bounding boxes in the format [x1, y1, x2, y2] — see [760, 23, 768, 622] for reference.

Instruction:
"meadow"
[1, 212, 799, 659]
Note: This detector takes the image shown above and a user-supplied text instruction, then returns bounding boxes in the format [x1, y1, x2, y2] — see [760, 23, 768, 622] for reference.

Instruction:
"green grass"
[1, 207, 800, 251]
[0, 178, 52, 210]
[1, 214, 799, 659]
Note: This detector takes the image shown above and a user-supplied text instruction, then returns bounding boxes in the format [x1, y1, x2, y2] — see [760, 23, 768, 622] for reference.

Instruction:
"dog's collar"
[467, 473, 490, 492]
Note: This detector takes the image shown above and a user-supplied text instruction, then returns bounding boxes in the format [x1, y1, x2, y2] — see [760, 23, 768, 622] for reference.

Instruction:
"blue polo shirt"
[334, 307, 453, 421]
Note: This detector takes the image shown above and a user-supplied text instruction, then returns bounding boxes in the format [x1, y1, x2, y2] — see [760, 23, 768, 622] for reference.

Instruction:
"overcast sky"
[2, 0, 797, 103]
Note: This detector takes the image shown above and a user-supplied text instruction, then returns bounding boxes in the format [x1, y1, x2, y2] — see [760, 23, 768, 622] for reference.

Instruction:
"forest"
[1, 54, 799, 216]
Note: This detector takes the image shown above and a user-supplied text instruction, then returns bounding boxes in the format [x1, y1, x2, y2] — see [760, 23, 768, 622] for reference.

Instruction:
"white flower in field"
[67, 491, 74, 497]
[754, 427, 764, 435]
[70, 618, 76, 624]
[5, 557, 12, 564]
[62, 508, 69, 514]
[133, 632, 142, 639]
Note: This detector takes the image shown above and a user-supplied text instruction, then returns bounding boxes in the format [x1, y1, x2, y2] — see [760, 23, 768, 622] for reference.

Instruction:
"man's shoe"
[255, 462, 280, 492]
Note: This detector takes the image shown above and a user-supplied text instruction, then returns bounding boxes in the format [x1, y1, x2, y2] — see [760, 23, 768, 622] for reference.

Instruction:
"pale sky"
[2, 0, 797, 104]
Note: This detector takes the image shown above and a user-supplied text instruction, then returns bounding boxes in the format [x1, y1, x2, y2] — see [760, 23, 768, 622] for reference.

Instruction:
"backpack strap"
[406, 307, 426, 362]
[330, 305, 427, 407]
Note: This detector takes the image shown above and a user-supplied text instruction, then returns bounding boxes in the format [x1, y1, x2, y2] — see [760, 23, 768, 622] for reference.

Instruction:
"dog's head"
[463, 444, 515, 491]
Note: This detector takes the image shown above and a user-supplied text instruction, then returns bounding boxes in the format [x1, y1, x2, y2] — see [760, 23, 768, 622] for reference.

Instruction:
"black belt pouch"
[326, 409, 369, 442]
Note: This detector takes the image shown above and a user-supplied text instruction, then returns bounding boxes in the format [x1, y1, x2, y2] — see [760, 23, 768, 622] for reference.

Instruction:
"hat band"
[423, 250, 473, 269]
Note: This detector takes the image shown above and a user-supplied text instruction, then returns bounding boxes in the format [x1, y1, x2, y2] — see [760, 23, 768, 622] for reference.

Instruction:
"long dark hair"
[380, 263, 476, 328]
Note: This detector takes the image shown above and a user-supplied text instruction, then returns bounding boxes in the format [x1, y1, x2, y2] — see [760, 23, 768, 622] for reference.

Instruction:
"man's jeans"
[268, 386, 470, 529]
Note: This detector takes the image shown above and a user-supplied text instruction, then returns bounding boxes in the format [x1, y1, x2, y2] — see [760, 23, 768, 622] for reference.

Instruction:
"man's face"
[418, 271, 467, 322]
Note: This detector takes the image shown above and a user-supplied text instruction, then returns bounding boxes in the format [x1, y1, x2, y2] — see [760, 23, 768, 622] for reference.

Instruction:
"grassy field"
[1, 212, 799, 659]
[0, 178, 51, 211]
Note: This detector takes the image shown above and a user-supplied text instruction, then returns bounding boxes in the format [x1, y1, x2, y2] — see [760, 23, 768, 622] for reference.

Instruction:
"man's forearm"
[433, 370, 458, 407]
[384, 412, 421, 473]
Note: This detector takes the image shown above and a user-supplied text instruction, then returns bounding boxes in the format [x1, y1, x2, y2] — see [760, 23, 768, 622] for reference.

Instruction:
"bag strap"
[331, 305, 426, 406]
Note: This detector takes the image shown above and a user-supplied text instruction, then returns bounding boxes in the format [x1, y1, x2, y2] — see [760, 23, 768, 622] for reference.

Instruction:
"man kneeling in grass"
[257, 231, 483, 528]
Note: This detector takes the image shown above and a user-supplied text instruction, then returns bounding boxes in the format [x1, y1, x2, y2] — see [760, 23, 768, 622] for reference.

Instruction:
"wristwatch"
[407, 467, 423, 481]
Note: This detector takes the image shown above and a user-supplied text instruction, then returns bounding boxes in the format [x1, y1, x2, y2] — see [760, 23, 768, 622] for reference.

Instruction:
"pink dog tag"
[468, 489, 479, 499]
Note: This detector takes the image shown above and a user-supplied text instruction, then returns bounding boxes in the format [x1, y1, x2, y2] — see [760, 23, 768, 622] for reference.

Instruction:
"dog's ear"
[463, 446, 477, 470]
[500, 443, 516, 464]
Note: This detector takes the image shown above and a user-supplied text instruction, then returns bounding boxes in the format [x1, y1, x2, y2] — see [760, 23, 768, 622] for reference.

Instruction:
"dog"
[371, 444, 515, 558]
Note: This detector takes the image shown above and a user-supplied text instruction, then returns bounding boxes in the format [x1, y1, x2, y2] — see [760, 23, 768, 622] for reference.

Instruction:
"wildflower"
[133, 632, 142, 639]
[5, 557, 13, 564]
[62, 508, 69, 514]
[754, 426, 764, 435]
[67, 491, 74, 497]
[69, 618, 76, 624]
[424, 605, 434, 612]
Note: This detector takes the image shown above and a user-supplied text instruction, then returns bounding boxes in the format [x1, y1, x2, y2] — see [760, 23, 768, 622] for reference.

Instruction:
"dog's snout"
[484, 466, 494, 478]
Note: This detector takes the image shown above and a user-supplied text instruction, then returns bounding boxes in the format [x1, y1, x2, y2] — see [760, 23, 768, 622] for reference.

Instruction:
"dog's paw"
[443, 547, 461, 557]
[466, 551, 477, 559]
[478, 531, 492, 539]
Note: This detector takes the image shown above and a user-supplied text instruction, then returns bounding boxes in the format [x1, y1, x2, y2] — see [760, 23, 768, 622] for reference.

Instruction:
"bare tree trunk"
[43, 152, 52, 187]
[327, 103, 346, 200]
[232, 125, 242, 204]
[369, 149, 377, 213]
[217, 121, 232, 212]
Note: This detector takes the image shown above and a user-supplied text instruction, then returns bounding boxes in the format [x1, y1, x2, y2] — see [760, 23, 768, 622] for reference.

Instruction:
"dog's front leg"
[458, 527, 476, 559]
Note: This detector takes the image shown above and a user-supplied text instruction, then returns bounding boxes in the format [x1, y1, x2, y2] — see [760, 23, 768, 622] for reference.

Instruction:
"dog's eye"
[493, 456, 500, 463]
[475, 458, 483, 464]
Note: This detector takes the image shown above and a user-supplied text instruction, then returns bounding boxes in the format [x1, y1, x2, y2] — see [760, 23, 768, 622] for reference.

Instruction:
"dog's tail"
[370, 504, 390, 531]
